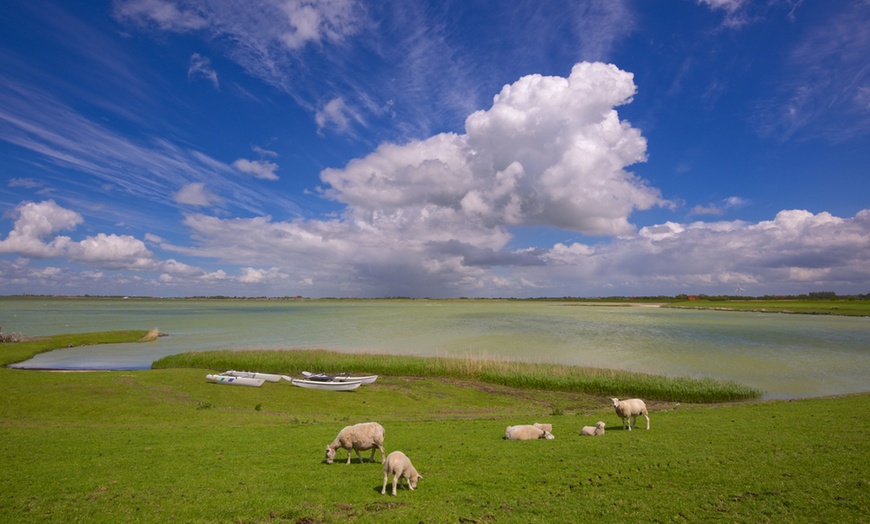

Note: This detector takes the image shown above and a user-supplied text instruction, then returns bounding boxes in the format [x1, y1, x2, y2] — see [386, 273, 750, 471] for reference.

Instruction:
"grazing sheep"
[610, 398, 650, 431]
[381, 451, 422, 496]
[504, 424, 555, 440]
[581, 421, 606, 436]
[325, 422, 386, 465]
[533, 422, 552, 433]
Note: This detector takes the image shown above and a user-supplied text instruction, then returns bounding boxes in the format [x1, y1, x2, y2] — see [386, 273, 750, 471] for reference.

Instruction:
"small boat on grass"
[302, 371, 378, 385]
[223, 370, 283, 382]
[288, 377, 362, 391]
[206, 374, 265, 387]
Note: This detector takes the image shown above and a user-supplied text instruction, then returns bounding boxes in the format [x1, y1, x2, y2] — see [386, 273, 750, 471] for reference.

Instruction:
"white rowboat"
[223, 370, 283, 382]
[289, 378, 362, 391]
[206, 374, 265, 387]
[301, 371, 378, 385]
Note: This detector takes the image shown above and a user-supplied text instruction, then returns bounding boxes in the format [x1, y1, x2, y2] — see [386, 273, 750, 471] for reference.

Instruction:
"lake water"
[3, 297, 868, 400]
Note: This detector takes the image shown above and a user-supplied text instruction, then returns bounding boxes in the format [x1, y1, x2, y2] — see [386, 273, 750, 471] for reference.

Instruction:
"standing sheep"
[504, 424, 555, 440]
[581, 421, 606, 436]
[381, 451, 422, 496]
[610, 398, 650, 431]
[325, 422, 386, 465]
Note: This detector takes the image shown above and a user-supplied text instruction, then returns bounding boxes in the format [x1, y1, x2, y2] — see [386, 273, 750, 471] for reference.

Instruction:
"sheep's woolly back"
[505, 424, 555, 440]
[334, 422, 385, 448]
[610, 398, 650, 430]
[326, 422, 386, 464]
[581, 421, 606, 436]
[382, 451, 422, 495]
[611, 398, 647, 417]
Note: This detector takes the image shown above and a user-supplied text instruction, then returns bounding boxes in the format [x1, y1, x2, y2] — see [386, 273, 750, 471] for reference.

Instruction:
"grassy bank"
[0, 335, 867, 523]
[666, 298, 870, 316]
[154, 348, 762, 403]
[0, 330, 151, 367]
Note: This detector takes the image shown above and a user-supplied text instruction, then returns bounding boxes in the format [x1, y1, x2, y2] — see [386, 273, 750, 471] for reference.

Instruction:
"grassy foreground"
[1, 332, 867, 523]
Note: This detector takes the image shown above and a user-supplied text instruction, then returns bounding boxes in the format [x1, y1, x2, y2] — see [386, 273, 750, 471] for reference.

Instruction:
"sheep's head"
[596, 421, 606, 429]
[542, 430, 555, 440]
[610, 398, 620, 408]
[325, 446, 335, 464]
[409, 474, 422, 489]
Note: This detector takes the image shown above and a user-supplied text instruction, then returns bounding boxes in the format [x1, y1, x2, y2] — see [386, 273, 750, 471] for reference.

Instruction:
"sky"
[1, 0, 868, 298]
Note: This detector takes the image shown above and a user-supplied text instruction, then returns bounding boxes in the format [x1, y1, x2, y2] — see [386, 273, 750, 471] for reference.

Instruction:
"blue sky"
[1, 0, 868, 298]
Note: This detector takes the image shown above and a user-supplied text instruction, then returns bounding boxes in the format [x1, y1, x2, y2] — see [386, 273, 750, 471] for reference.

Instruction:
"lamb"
[381, 451, 422, 496]
[610, 398, 650, 431]
[581, 421, 606, 436]
[325, 422, 386, 465]
[504, 424, 555, 440]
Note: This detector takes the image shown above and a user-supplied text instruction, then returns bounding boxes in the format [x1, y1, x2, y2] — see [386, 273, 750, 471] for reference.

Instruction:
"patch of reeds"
[153, 349, 763, 403]
[138, 328, 160, 342]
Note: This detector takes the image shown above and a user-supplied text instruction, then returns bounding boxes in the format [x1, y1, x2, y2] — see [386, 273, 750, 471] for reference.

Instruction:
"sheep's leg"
[643, 412, 650, 430]
[378, 445, 386, 463]
[368, 448, 376, 463]
[381, 472, 389, 495]
[408, 476, 415, 491]
[391, 474, 399, 496]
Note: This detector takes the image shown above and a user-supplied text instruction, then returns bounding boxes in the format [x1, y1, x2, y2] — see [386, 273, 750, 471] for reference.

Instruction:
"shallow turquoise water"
[3, 297, 868, 399]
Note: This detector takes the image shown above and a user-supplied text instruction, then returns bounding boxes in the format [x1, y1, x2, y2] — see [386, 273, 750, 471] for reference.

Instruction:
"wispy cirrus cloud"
[754, 2, 870, 142]
[111, 0, 640, 142]
[0, 79, 301, 217]
[691, 196, 749, 216]
[188, 53, 219, 90]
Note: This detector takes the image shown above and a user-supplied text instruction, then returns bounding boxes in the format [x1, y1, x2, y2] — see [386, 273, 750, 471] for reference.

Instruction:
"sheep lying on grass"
[381, 451, 422, 496]
[504, 424, 555, 440]
[611, 398, 650, 431]
[325, 422, 386, 465]
[581, 421, 606, 436]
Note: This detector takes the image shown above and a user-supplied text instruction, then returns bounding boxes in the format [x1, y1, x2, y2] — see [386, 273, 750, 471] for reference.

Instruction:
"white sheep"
[325, 422, 386, 465]
[381, 451, 422, 496]
[581, 421, 606, 436]
[610, 398, 650, 431]
[504, 424, 555, 440]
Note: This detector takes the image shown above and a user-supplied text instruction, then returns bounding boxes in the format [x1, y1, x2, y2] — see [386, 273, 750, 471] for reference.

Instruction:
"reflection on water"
[3, 297, 868, 400]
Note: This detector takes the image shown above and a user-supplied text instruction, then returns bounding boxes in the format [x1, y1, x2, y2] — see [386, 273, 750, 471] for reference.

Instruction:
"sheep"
[325, 422, 386, 465]
[581, 421, 606, 436]
[504, 424, 555, 440]
[381, 451, 422, 496]
[532, 422, 552, 433]
[610, 398, 650, 431]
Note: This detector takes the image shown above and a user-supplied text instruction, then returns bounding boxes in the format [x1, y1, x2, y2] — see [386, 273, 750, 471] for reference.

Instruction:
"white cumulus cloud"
[232, 159, 279, 180]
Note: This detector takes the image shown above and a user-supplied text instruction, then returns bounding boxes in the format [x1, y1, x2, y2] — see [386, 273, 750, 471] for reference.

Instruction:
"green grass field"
[665, 299, 870, 316]
[1, 332, 867, 523]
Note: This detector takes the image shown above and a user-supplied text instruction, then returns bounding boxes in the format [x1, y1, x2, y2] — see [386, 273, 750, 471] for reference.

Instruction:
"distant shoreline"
[564, 301, 665, 308]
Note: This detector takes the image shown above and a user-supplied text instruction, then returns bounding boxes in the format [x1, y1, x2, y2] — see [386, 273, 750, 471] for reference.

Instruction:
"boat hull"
[302, 371, 378, 384]
[223, 370, 283, 382]
[206, 374, 265, 387]
[289, 378, 362, 391]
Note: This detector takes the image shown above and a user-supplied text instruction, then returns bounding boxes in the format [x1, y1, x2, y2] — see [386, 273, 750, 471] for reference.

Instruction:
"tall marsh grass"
[153, 349, 762, 403]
